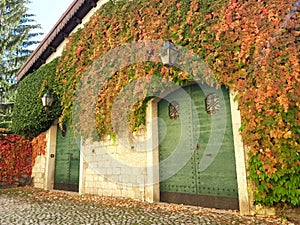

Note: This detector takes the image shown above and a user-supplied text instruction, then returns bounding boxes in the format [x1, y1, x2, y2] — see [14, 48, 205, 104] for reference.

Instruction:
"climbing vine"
[31, 133, 47, 167]
[56, 0, 222, 137]
[213, 0, 300, 207]
[12, 58, 62, 138]
[41, 0, 299, 206]
[0, 134, 32, 184]
[0, 133, 46, 186]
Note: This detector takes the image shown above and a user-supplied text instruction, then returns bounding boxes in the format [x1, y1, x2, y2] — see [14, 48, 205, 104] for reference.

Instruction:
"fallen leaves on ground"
[0, 186, 293, 225]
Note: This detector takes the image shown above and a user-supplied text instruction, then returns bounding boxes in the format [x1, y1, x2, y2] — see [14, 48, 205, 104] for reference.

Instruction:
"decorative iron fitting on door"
[168, 101, 180, 120]
[62, 123, 67, 137]
[205, 93, 220, 115]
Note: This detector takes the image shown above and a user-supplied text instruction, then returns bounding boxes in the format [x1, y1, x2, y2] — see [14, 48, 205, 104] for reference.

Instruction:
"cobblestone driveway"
[0, 188, 293, 225]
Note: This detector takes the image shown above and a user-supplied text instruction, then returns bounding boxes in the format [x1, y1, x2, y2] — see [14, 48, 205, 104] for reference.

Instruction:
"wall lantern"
[42, 91, 54, 107]
[159, 40, 179, 68]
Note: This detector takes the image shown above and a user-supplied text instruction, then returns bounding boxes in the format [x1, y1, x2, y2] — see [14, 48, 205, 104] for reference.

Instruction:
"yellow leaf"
[283, 130, 292, 139]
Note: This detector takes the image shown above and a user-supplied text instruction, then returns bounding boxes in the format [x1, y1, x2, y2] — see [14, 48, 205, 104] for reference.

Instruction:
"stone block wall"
[31, 126, 55, 190]
[31, 153, 47, 189]
[80, 128, 154, 201]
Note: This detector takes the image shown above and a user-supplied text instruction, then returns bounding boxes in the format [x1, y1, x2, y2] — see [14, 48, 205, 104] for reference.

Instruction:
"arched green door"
[54, 123, 80, 192]
[158, 84, 239, 209]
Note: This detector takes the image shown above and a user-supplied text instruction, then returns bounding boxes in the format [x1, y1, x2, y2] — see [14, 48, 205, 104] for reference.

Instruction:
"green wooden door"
[54, 123, 80, 192]
[158, 84, 239, 209]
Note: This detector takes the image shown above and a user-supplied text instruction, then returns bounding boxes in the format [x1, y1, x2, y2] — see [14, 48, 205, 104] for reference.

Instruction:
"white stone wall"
[79, 101, 159, 202]
[31, 131, 49, 189]
[31, 123, 57, 190]
[81, 131, 149, 201]
[31, 154, 46, 189]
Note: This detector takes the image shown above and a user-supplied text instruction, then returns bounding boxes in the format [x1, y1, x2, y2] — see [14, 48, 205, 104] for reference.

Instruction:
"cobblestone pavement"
[0, 187, 294, 225]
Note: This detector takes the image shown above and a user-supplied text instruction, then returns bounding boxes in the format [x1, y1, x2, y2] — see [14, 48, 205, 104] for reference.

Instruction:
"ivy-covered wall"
[0, 134, 32, 185]
[12, 58, 62, 138]
[0, 132, 46, 187]
[14, 0, 299, 207]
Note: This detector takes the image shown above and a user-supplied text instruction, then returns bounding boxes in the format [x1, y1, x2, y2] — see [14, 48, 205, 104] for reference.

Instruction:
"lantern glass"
[42, 92, 54, 107]
[159, 40, 179, 67]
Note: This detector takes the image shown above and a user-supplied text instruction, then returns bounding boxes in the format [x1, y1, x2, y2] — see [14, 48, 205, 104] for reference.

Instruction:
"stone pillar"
[145, 100, 160, 203]
[230, 92, 250, 215]
[44, 121, 58, 190]
[79, 140, 86, 195]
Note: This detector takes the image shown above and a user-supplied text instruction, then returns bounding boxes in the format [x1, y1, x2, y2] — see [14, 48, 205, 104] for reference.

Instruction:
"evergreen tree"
[0, 0, 42, 128]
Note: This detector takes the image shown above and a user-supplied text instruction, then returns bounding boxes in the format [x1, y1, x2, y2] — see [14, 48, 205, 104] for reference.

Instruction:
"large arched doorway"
[158, 84, 239, 209]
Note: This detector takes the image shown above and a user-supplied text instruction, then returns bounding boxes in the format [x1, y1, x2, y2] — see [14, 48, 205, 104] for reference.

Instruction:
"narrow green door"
[54, 123, 80, 192]
[158, 84, 239, 209]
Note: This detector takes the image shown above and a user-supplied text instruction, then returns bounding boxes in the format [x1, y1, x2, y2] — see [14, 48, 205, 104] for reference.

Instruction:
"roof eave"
[17, 0, 98, 82]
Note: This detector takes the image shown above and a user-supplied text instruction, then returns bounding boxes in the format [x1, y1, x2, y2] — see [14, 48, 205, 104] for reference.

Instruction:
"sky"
[28, 0, 74, 41]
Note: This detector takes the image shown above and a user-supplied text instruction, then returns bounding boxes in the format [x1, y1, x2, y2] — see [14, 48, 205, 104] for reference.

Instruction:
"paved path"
[0, 188, 293, 225]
